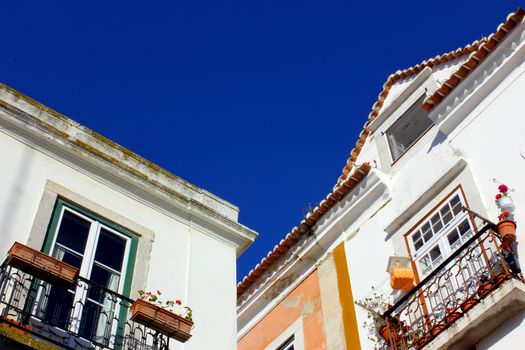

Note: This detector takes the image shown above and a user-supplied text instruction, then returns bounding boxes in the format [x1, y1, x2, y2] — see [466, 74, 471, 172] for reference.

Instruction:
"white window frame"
[385, 95, 434, 162]
[48, 205, 132, 335]
[265, 318, 304, 350]
[407, 188, 475, 278]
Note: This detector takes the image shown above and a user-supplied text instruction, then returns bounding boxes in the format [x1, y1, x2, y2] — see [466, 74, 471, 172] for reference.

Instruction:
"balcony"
[382, 213, 525, 350]
[0, 262, 174, 350]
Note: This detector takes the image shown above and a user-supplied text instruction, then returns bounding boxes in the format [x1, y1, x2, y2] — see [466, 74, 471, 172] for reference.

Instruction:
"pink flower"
[176, 300, 182, 305]
[499, 184, 508, 193]
[157, 290, 161, 295]
[146, 292, 152, 295]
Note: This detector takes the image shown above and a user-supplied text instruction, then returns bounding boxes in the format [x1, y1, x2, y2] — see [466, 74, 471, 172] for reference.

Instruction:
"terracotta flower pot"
[444, 311, 461, 325]
[430, 324, 445, 337]
[415, 334, 430, 349]
[477, 281, 494, 299]
[497, 220, 517, 244]
[130, 299, 193, 343]
[492, 272, 511, 287]
[6, 242, 78, 286]
[378, 324, 398, 343]
[460, 297, 478, 313]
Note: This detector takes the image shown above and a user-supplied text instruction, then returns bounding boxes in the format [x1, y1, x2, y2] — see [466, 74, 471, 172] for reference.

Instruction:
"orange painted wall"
[238, 269, 327, 350]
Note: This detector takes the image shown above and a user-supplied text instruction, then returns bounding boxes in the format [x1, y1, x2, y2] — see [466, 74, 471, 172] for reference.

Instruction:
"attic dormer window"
[386, 95, 433, 161]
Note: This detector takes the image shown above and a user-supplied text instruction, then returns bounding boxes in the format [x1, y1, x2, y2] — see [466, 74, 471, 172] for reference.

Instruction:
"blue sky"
[0, 1, 520, 281]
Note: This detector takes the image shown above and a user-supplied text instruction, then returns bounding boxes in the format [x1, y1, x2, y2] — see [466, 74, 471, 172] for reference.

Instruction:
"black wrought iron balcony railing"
[0, 264, 172, 350]
[382, 211, 524, 350]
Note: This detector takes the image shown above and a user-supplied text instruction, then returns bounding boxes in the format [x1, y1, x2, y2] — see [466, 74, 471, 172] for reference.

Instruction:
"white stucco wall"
[341, 18, 525, 349]
[0, 95, 250, 349]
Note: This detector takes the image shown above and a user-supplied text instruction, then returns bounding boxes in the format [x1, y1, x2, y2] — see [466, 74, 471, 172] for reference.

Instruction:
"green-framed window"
[42, 198, 138, 297]
[38, 198, 138, 345]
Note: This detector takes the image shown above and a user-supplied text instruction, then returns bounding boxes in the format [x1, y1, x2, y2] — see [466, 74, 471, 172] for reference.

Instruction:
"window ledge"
[424, 278, 525, 350]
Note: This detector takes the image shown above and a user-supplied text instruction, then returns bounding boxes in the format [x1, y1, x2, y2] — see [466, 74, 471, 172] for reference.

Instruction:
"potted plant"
[130, 290, 194, 343]
[6, 242, 78, 286]
[495, 184, 515, 214]
[357, 291, 399, 349]
[444, 307, 461, 325]
[495, 184, 517, 244]
[460, 295, 478, 313]
[497, 212, 517, 244]
[477, 274, 495, 299]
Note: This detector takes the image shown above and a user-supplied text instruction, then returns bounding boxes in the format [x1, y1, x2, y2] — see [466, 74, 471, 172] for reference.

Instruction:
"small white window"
[386, 95, 433, 161]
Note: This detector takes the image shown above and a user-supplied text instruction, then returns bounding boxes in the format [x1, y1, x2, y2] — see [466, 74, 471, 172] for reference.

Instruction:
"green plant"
[357, 291, 391, 350]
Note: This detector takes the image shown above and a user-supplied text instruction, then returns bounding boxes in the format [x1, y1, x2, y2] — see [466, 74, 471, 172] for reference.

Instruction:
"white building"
[0, 81, 257, 350]
[238, 7, 525, 350]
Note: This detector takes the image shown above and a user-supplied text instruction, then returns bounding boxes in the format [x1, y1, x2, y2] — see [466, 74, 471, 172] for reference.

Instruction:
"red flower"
[146, 291, 152, 295]
[176, 300, 182, 305]
[495, 193, 502, 199]
[157, 290, 161, 295]
[498, 184, 508, 193]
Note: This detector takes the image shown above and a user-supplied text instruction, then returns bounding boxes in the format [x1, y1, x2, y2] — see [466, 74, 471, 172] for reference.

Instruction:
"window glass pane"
[55, 210, 90, 254]
[457, 219, 471, 236]
[450, 195, 462, 215]
[429, 245, 442, 262]
[447, 230, 460, 246]
[90, 264, 121, 291]
[440, 205, 453, 225]
[386, 95, 433, 160]
[422, 223, 432, 242]
[277, 336, 294, 350]
[419, 255, 431, 275]
[94, 229, 126, 272]
[431, 213, 443, 233]
[54, 246, 83, 269]
[414, 239, 424, 251]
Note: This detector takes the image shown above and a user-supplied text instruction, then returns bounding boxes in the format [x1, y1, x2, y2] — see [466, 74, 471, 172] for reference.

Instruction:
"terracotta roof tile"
[237, 163, 371, 296]
[422, 8, 525, 111]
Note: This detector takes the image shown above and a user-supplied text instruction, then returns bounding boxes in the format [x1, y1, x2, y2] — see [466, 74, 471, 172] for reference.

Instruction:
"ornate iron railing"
[0, 264, 172, 350]
[382, 213, 523, 350]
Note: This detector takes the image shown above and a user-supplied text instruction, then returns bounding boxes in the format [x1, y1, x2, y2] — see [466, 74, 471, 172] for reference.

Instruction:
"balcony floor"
[424, 278, 525, 350]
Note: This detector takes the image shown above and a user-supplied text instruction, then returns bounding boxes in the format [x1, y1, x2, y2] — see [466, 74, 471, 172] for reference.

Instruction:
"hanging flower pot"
[6, 242, 78, 286]
[390, 267, 415, 291]
[130, 298, 193, 343]
[497, 220, 517, 244]
[497, 196, 515, 213]
[387, 256, 414, 291]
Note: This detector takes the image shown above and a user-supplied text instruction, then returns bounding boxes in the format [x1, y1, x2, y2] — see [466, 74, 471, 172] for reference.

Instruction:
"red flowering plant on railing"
[138, 290, 193, 321]
[495, 184, 515, 221]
